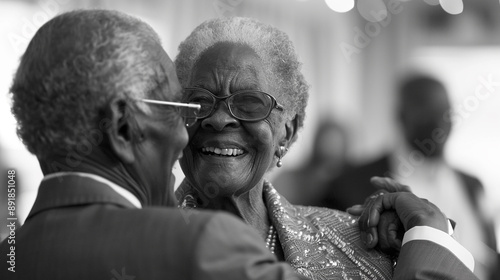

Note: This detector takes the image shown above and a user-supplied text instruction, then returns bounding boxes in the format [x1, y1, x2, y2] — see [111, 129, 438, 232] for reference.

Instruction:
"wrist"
[407, 213, 448, 233]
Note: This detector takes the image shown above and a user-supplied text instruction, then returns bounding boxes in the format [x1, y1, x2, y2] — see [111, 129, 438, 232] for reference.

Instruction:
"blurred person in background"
[273, 120, 351, 206]
[322, 74, 498, 280]
[0, 9, 313, 280]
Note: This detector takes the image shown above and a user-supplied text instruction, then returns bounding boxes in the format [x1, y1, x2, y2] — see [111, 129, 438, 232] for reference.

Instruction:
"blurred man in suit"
[323, 75, 497, 280]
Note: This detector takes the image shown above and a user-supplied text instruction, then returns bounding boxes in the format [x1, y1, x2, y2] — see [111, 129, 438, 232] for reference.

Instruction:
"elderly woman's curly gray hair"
[175, 17, 309, 140]
[11, 10, 171, 159]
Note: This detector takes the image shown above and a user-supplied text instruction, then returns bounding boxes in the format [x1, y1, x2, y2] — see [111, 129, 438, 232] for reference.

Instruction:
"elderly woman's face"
[180, 43, 285, 196]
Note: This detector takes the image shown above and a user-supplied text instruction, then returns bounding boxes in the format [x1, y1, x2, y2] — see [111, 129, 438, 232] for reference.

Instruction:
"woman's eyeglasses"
[134, 98, 201, 127]
[183, 87, 283, 122]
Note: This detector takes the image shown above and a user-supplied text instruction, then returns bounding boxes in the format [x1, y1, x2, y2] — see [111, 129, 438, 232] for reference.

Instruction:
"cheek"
[247, 122, 278, 169]
[156, 121, 189, 170]
[175, 124, 189, 152]
[179, 125, 199, 179]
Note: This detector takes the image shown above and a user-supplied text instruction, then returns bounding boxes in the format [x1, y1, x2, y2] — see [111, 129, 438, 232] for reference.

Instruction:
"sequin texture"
[177, 180, 394, 279]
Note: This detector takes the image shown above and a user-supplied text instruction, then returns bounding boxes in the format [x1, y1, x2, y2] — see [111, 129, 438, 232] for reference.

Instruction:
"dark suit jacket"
[0, 173, 481, 280]
[0, 174, 302, 280]
[321, 154, 498, 280]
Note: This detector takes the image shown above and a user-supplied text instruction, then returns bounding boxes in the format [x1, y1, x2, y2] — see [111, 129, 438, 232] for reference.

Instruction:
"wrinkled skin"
[179, 42, 296, 243]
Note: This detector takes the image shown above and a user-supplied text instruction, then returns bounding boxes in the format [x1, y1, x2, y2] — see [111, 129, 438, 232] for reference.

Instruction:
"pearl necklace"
[265, 225, 277, 254]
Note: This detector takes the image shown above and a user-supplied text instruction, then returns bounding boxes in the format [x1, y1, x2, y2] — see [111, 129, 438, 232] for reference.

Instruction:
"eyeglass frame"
[183, 87, 284, 122]
[133, 98, 201, 127]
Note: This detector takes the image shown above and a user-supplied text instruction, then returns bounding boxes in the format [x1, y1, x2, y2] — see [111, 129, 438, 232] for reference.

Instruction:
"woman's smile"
[192, 136, 252, 166]
[201, 147, 246, 156]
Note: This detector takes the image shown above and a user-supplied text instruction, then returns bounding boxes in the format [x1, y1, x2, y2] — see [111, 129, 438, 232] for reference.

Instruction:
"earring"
[276, 146, 287, 168]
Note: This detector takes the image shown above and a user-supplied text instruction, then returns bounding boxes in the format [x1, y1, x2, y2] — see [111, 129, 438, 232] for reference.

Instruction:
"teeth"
[201, 147, 244, 156]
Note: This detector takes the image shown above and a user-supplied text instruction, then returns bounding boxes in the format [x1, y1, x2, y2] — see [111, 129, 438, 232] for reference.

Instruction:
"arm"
[350, 177, 478, 280]
[394, 239, 477, 280]
[192, 212, 308, 280]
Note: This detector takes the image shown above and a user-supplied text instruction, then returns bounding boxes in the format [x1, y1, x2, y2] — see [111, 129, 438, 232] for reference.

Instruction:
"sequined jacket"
[177, 180, 394, 280]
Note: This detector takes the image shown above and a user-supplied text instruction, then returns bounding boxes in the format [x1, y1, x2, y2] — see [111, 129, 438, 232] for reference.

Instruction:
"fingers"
[360, 227, 378, 249]
[355, 177, 411, 248]
[358, 184, 449, 254]
[346, 204, 364, 216]
[358, 193, 384, 247]
[361, 177, 411, 236]
[364, 190, 448, 233]
[350, 177, 409, 217]
[370, 176, 412, 193]
[376, 211, 403, 255]
[358, 192, 399, 247]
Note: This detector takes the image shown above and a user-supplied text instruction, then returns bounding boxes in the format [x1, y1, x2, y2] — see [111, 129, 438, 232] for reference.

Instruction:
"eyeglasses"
[183, 87, 284, 122]
[134, 98, 201, 127]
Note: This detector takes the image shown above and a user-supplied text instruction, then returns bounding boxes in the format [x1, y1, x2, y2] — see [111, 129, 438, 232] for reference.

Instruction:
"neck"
[401, 142, 445, 163]
[40, 148, 148, 206]
[201, 179, 271, 241]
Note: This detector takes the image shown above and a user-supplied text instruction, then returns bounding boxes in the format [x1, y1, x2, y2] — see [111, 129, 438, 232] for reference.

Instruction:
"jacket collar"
[27, 173, 139, 221]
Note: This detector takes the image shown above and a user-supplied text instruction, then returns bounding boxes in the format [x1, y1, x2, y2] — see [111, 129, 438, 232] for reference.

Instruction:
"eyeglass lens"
[178, 106, 199, 127]
[185, 89, 274, 121]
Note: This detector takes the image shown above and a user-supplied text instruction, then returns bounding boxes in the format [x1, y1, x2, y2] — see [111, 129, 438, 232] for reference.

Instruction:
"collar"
[43, 172, 142, 208]
[27, 172, 142, 220]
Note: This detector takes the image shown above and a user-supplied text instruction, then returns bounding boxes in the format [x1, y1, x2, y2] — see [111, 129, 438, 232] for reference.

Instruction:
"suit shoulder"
[134, 206, 215, 218]
[130, 207, 244, 229]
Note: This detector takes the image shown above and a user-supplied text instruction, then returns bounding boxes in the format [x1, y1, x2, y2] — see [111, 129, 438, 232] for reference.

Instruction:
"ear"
[283, 114, 299, 148]
[106, 99, 136, 164]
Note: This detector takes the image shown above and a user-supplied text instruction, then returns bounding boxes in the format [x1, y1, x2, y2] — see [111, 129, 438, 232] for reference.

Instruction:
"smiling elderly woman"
[174, 17, 480, 280]
[174, 17, 393, 279]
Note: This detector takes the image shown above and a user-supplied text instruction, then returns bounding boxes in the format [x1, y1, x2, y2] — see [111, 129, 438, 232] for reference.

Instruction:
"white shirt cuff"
[402, 225, 474, 272]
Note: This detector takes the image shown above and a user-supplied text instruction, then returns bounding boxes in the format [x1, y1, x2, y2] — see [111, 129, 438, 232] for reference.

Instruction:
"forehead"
[191, 43, 268, 89]
[197, 43, 260, 68]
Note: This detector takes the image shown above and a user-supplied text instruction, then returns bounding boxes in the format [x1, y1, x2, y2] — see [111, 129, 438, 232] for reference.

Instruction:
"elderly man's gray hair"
[175, 17, 309, 137]
[11, 9, 166, 159]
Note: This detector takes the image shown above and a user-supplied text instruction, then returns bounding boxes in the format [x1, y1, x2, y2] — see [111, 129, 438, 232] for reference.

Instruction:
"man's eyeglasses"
[134, 98, 201, 127]
[183, 87, 284, 122]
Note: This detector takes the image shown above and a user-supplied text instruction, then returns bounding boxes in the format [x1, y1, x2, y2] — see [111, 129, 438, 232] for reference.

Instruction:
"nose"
[201, 102, 240, 131]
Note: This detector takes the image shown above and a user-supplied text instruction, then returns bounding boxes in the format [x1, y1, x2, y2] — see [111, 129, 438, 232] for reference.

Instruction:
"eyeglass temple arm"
[138, 98, 201, 109]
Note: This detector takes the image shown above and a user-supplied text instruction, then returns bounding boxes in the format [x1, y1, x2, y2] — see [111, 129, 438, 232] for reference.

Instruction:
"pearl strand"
[265, 225, 277, 254]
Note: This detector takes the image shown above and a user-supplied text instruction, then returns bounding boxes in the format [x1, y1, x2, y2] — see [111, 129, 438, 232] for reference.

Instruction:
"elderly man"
[0, 10, 306, 280]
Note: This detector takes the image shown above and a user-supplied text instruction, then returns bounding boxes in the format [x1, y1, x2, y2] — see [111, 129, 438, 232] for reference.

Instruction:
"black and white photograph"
[0, 0, 499, 279]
